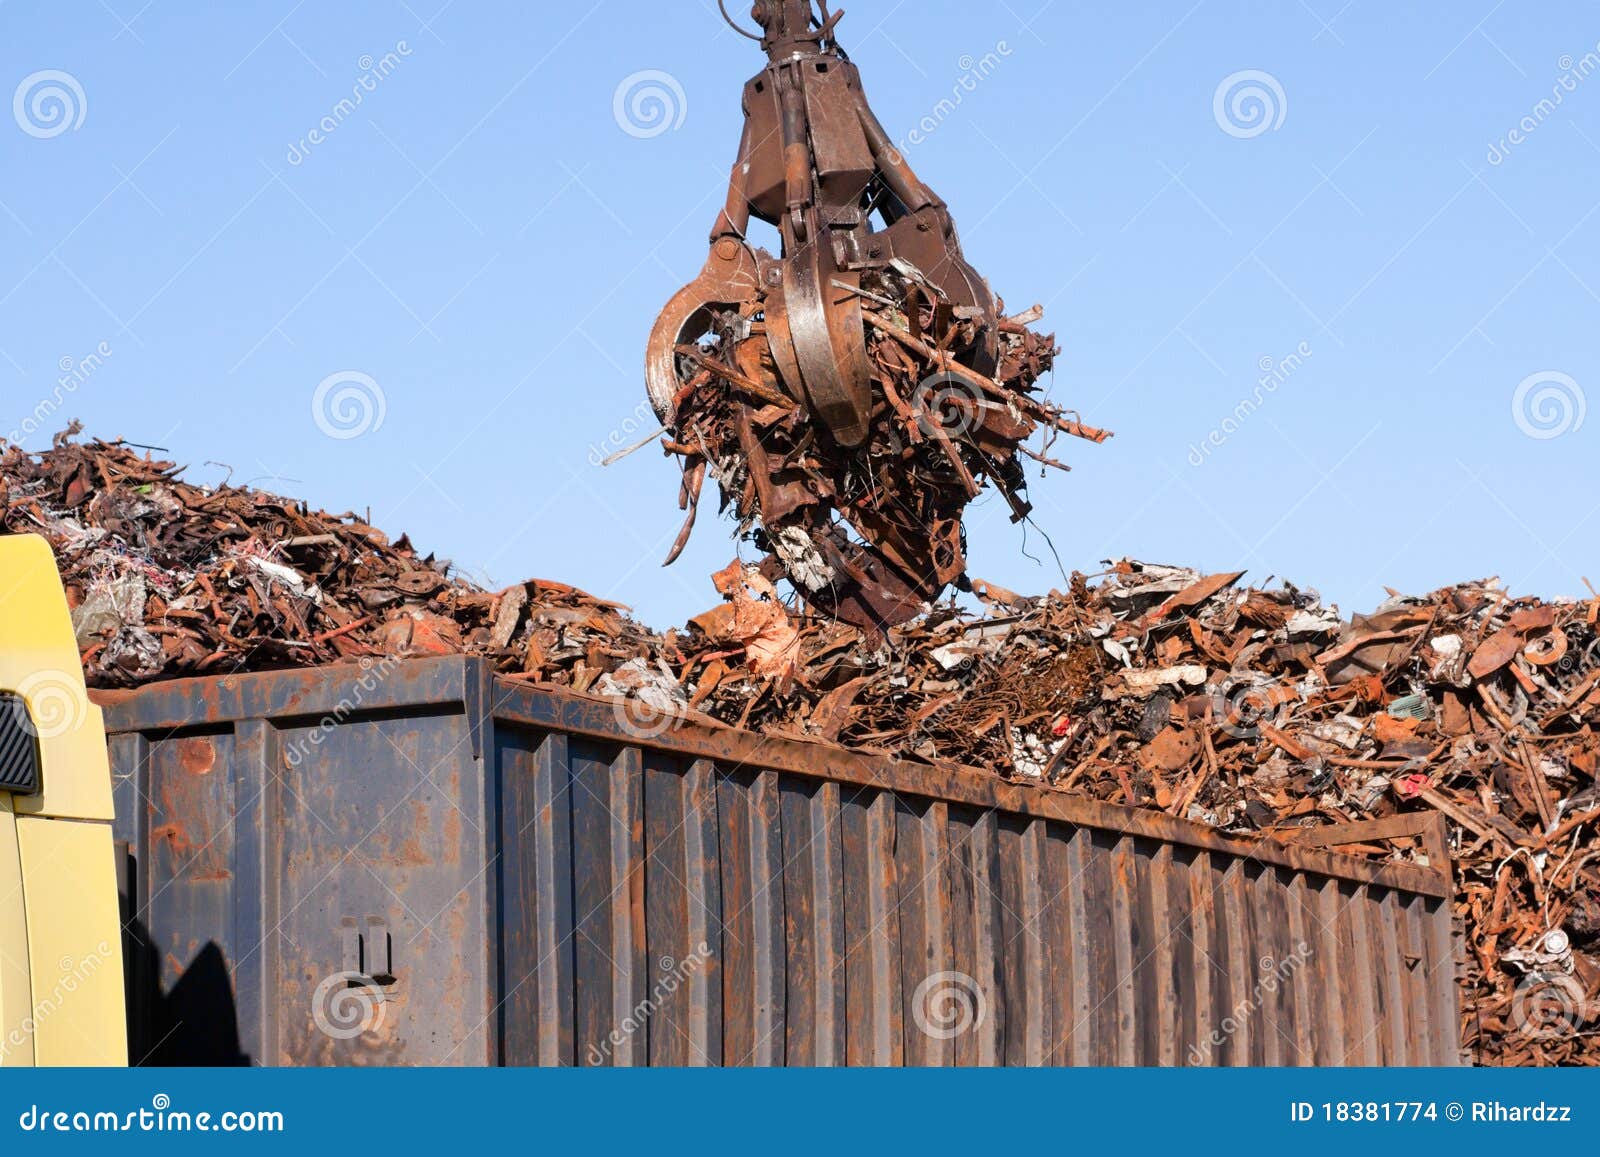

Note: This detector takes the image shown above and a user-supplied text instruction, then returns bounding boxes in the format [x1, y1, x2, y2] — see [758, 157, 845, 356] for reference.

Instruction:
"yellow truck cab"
[0, 534, 126, 1066]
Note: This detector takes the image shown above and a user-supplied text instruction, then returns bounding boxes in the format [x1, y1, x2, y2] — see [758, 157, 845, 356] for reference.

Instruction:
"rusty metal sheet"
[570, 739, 644, 1066]
[1425, 895, 1465, 1066]
[1013, 820, 1053, 1066]
[1284, 871, 1316, 1066]
[715, 768, 785, 1065]
[840, 790, 902, 1066]
[102, 657, 1460, 1067]
[995, 818, 1030, 1067]
[893, 798, 950, 1067]
[779, 778, 845, 1065]
[1078, 830, 1122, 1065]
[1038, 824, 1076, 1066]
[1200, 854, 1239, 1067]
[951, 808, 1004, 1066]
[1148, 844, 1183, 1067]
[1341, 882, 1382, 1066]
[1311, 877, 1349, 1066]
[1129, 840, 1162, 1066]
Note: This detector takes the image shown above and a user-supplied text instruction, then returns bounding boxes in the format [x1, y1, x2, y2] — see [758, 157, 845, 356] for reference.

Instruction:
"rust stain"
[152, 822, 193, 856]
[391, 836, 432, 867]
[442, 807, 461, 864]
[177, 735, 216, 775]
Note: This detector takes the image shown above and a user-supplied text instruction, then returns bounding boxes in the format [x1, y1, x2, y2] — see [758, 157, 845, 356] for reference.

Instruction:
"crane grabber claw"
[645, 0, 1001, 449]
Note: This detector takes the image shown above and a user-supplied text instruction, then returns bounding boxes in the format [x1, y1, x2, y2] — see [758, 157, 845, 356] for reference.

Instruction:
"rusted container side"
[98, 656, 1458, 1067]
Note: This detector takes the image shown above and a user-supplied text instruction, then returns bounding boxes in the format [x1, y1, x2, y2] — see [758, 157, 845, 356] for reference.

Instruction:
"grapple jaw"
[645, 237, 762, 424]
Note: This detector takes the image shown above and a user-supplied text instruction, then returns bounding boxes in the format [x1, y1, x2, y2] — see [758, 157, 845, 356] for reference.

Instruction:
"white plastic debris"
[245, 555, 324, 605]
[1117, 664, 1208, 697]
[1009, 729, 1056, 778]
[596, 657, 688, 715]
[771, 526, 835, 593]
[1307, 714, 1365, 751]
[70, 573, 147, 645]
[1285, 608, 1341, 639]
[930, 622, 1011, 671]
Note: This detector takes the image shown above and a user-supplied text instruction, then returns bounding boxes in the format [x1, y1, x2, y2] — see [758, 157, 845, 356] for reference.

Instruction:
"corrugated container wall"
[98, 657, 1460, 1066]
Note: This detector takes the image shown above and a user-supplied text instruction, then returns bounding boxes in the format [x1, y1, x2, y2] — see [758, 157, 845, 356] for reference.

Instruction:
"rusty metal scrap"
[659, 296, 1105, 632]
[646, 0, 1108, 631]
[0, 434, 661, 688]
[6, 434, 1595, 1066]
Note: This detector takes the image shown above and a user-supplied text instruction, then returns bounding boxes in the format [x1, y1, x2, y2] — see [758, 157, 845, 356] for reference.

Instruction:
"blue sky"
[2, 1, 1595, 627]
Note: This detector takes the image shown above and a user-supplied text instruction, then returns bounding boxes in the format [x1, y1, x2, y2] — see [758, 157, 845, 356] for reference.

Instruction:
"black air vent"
[0, 693, 41, 795]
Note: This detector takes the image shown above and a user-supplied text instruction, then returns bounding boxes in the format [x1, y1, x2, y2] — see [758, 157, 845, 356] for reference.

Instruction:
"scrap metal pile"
[0, 433, 659, 686]
[4, 436, 1596, 1064]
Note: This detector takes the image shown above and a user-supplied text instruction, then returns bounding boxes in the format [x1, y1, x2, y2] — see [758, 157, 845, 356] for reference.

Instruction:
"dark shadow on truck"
[118, 846, 249, 1066]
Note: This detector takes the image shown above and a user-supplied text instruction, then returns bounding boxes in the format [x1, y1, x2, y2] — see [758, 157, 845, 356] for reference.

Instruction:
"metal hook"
[717, 0, 763, 40]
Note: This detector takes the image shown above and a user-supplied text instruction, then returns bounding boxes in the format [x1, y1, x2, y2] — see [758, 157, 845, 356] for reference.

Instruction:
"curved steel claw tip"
[644, 241, 761, 422]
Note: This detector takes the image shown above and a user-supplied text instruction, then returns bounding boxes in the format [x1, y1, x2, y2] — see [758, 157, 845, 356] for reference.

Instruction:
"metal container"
[98, 656, 1459, 1066]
